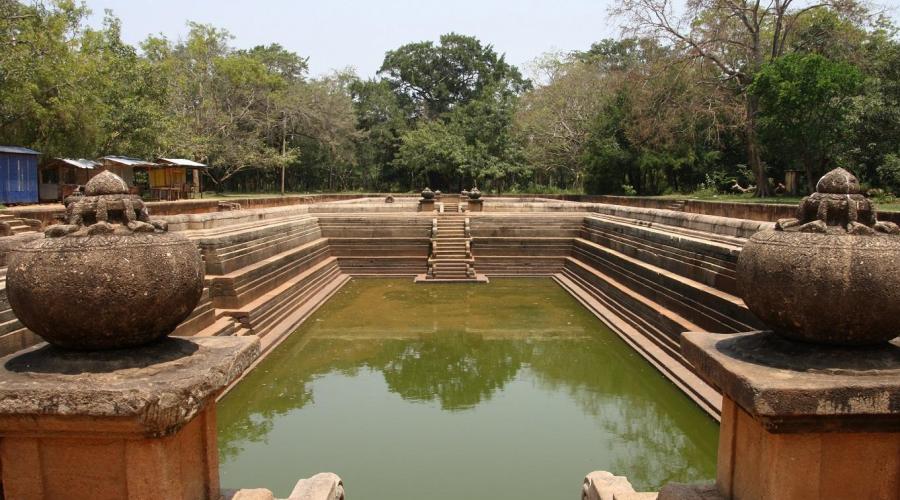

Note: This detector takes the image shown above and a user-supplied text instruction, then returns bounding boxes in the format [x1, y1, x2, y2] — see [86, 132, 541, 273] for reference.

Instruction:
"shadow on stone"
[5, 337, 200, 374]
[714, 331, 900, 375]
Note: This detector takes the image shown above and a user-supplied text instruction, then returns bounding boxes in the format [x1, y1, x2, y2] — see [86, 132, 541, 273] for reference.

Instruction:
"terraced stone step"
[0, 327, 41, 357]
[253, 272, 351, 355]
[570, 239, 761, 333]
[209, 238, 331, 309]
[561, 260, 690, 356]
[554, 271, 721, 419]
[582, 215, 740, 294]
[240, 259, 339, 327]
[197, 216, 322, 275]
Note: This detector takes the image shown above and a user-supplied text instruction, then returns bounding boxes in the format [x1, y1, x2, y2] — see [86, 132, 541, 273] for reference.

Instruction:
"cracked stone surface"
[681, 330, 900, 432]
[0, 336, 259, 436]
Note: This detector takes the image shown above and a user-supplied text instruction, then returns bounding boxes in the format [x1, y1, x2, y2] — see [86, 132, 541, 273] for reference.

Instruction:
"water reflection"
[218, 279, 718, 498]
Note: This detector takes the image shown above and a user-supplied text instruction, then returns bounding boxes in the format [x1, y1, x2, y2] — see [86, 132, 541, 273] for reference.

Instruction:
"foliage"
[379, 33, 529, 119]
[750, 53, 863, 191]
[0, 2, 898, 196]
[877, 154, 900, 194]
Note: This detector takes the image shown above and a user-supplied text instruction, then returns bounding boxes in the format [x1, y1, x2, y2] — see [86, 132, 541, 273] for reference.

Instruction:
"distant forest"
[2, 0, 899, 196]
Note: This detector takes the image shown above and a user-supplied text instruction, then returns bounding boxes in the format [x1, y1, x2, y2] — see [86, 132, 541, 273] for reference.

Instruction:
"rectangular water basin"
[218, 278, 717, 499]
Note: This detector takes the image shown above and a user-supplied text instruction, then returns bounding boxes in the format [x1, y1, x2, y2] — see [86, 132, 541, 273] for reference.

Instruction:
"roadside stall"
[151, 158, 208, 200]
[39, 158, 99, 202]
[97, 156, 156, 194]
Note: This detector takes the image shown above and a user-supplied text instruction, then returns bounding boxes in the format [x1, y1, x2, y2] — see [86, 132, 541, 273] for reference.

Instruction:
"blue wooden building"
[0, 146, 40, 204]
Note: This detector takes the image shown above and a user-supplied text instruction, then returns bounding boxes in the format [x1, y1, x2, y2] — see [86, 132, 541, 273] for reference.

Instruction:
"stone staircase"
[0, 214, 41, 235]
[431, 216, 471, 279]
[419, 214, 487, 282]
[666, 199, 686, 212]
[0, 268, 40, 357]
[441, 195, 461, 213]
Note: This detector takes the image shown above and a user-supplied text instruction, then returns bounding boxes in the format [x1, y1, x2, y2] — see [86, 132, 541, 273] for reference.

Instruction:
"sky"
[83, 0, 620, 79]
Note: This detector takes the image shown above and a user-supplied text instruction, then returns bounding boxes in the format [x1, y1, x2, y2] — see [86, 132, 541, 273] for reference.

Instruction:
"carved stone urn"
[737, 168, 900, 345]
[6, 171, 204, 350]
[421, 187, 435, 200]
[468, 187, 482, 200]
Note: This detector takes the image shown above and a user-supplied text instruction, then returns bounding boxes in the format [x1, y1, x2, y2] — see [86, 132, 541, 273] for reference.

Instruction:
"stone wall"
[317, 214, 431, 276]
[537, 194, 900, 225]
[0, 193, 373, 227]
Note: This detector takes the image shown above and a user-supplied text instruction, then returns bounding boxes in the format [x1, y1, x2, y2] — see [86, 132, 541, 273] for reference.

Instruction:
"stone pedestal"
[418, 199, 435, 212]
[681, 331, 900, 500]
[0, 336, 259, 500]
[467, 199, 483, 212]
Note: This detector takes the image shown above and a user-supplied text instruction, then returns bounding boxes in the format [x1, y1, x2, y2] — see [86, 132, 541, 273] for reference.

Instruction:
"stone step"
[193, 316, 239, 338]
[0, 327, 41, 357]
[571, 238, 760, 333]
[0, 308, 17, 324]
[250, 264, 342, 337]
[222, 257, 340, 325]
[0, 317, 24, 336]
[210, 238, 331, 309]
[553, 271, 720, 420]
[254, 273, 351, 355]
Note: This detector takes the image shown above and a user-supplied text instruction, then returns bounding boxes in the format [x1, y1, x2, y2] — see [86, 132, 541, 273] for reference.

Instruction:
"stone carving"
[6, 171, 203, 350]
[49, 171, 165, 237]
[468, 187, 482, 200]
[737, 167, 900, 345]
[421, 187, 435, 200]
[776, 167, 899, 235]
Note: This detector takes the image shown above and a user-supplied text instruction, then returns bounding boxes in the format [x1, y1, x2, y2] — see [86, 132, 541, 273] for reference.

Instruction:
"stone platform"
[413, 273, 490, 283]
[682, 330, 900, 431]
[683, 330, 900, 499]
[0, 336, 259, 500]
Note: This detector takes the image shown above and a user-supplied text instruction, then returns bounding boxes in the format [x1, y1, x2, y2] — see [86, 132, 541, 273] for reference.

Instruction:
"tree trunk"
[281, 114, 286, 195]
[746, 95, 772, 197]
[803, 157, 816, 194]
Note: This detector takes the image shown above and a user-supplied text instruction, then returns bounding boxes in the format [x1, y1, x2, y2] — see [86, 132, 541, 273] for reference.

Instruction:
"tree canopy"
[1, 1, 899, 196]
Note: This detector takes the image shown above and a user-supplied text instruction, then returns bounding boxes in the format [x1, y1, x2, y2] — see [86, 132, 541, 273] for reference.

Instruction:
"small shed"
[40, 158, 99, 202]
[0, 146, 40, 204]
[97, 156, 156, 191]
[150, 158, 208, 200]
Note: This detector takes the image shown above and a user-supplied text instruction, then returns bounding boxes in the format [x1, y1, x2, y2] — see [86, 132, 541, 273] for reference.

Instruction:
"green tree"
[0, 0, 92, 155]
[349, 78, 412, 190]
[614, 0, 845, 196]
[750, 53, 863, 191]
[379, 33, 529, 119]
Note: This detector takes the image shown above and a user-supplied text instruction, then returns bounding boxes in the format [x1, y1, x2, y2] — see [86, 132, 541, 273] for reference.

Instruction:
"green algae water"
[218, 278, 718, 499]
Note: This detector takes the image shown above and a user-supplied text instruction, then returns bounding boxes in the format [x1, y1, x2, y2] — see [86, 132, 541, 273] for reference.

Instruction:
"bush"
[877, 154, 900, 195]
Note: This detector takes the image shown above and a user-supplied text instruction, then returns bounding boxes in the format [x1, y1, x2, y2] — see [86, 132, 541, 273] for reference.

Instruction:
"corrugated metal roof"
[48, 158, 99, 169]
[99, 156, 156, 167]
[0, 146, 40, 155]
[156, 158, 207, 168]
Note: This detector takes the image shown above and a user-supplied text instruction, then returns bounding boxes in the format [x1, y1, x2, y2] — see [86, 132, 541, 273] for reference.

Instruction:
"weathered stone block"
[0, 336, 259, 500]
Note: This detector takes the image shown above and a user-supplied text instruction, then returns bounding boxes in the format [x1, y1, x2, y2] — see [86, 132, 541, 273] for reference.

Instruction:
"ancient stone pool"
[217, 278, 718, 499]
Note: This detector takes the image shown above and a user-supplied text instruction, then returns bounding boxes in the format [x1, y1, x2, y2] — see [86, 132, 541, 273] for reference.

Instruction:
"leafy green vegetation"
[1, 1, 899, 197]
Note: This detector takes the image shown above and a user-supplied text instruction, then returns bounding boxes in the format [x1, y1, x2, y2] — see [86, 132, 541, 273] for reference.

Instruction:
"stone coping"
[681, 331, 900, 433]
[0, 336, 259, 436]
